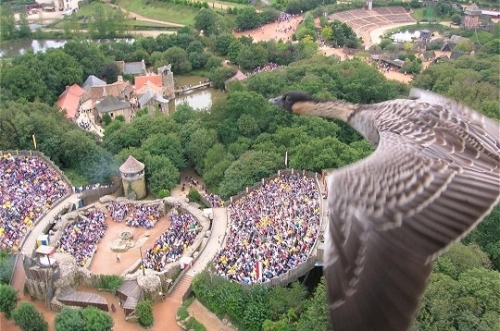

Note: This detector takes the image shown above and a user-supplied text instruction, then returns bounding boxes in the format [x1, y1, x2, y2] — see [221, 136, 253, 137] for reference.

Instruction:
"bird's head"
[268, 91, 318, 113]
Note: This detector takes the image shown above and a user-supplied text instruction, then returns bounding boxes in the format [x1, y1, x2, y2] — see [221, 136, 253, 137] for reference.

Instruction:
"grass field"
[199, 0, 250, 9]
[117, 0, 200, 25]
[411, 8, 426, 21]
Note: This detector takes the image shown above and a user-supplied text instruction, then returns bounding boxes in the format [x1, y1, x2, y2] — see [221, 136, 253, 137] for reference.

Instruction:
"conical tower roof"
[119, 155, 145, 174]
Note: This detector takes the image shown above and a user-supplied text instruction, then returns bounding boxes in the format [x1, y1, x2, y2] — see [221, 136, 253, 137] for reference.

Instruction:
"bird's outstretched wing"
[409, 88, 500, 153]
[324, 118, 500, 331]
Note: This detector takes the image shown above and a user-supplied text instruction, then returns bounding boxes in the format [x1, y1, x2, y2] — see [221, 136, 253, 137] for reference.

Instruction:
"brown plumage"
[269, 89, 500, 331]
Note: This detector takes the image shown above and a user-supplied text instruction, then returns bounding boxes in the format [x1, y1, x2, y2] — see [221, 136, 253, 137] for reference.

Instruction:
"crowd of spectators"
[251, 62, 280, 75]
[277, 12, 297, 23]
[57, 208, 107, 267]
[0, 154, 71, 251]
[143, 209, 201, 271]
[212, 173, 320, 284]
[79, 120, 91, 131]
[203, 193, 224, 208]
[106, 202, 131, 223]
[125, 204, 162, 229]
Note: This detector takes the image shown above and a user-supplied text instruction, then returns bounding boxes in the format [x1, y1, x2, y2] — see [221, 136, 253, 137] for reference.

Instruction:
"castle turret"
[158, 64, 175, 99]
[119, 155, 146, 200]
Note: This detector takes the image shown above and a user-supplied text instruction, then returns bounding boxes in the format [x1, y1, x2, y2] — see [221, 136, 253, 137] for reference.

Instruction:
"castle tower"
[119, 155, 146, 200]
[463, 3, 481, 29]
[158, 64, 175, 99]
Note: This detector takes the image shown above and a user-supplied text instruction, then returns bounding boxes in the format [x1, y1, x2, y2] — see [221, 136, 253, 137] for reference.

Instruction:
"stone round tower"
[119, 155, 146, 200]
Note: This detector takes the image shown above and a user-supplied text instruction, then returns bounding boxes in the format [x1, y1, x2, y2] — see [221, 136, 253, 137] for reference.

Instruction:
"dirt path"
[233, 15, 303, 43]
[187, 299, 236, 331]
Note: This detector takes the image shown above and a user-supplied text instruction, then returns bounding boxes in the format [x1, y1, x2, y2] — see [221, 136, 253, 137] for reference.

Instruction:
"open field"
[116, 0, 200, 25]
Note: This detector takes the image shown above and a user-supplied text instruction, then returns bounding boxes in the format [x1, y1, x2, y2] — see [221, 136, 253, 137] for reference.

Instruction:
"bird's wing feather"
[409, 88, 500, 154]
[324, 121, 500, 331]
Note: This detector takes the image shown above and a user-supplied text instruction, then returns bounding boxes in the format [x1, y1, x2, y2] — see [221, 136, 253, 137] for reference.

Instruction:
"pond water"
[169, 75, 226, 112]
[0, 38, 134, 58]
[390, 30, 420, 43]
[0, 39, 67, 57]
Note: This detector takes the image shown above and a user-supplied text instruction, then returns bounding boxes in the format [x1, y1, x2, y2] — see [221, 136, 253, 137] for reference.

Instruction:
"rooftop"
[119, 155, 145, 174]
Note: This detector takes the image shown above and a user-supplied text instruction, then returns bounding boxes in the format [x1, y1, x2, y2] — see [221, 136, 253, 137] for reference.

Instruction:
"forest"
[0, 3, 499, 331]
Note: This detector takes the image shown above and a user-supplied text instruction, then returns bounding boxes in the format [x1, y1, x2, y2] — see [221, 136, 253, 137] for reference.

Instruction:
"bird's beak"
[268, 96, 283, 108]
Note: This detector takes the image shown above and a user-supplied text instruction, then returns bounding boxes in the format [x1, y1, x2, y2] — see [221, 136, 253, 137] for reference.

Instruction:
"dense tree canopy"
[12, 302, 48, 331]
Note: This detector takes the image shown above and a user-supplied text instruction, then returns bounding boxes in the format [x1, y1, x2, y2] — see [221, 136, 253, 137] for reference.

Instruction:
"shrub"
[187, 187, 201, 203]
[136, 300, 154, 328]
[98, 275, 123, 293]
[184, 317, 206, 331]
[0, 284, 18, 319]
[177, 306, 189, 321]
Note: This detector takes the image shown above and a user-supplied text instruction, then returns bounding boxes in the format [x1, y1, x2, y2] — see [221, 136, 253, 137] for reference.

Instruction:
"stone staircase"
[168, 275, 193, 303]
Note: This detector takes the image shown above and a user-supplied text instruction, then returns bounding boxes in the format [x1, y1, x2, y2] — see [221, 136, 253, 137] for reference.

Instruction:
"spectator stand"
[0, 151, 72, 253]
[56, 207, 108, 268]
[143, 207, 202, 272]
[213, 169, 324, 287]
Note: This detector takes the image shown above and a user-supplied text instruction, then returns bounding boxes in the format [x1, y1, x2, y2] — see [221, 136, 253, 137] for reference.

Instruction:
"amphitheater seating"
[328, 6, 415, 37]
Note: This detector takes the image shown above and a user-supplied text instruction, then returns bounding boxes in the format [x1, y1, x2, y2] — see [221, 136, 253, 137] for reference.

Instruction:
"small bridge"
[174, 82, 211, 95]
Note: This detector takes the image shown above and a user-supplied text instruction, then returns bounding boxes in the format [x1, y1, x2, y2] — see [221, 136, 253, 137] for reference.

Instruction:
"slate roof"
[449, 35, 469, 44]
[87, 80, 134, 101]
[119, 155, 145, 173]
[138, 90, 169, 108]
[82, 75, 106, 89]
[56, 84, 86, 119]
[96, 95, 130, 113]
[123, 60, 146, 75]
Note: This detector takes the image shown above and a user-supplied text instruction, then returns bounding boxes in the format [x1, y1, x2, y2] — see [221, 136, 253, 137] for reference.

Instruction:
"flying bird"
[268, 89, 500, 331]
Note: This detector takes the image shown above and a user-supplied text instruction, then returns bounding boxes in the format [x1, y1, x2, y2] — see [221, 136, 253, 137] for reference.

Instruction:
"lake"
[0, 38, 135, 58]
[0, 39, 66, 57]
[170, 75, 225, 112]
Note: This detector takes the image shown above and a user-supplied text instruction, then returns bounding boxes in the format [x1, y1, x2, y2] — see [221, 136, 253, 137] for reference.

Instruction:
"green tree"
[451, 14, 462, 25]
[12, 302, 48, 331]
[0, 283, 18, 319]
[296, 277, 330, 331]
[55, 307, 84, 331]
[464, 205, 500, 270]
[17, 11, 32, 39]
[208, 66, 237, 89]
[142, 133, 186, 170]
[321, 26, 333, 41]
[0, 251, 14, 284]
[163, 46, 192, 74]
[81, 306, 113, 331]
[144, 154, 180, 195]
[214, 33, 237, 55]
[194, 8, 217, 36]
[454, 41, 473, 52]
[218, 150, 281, 198]
[237, 45, 268, 70]
[235, 8, 261, 31]
[135, 300, 154, 328]
[185, 127, 218, 173]
[0, 4, 16, 40]
[237, 114, 260, 137]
